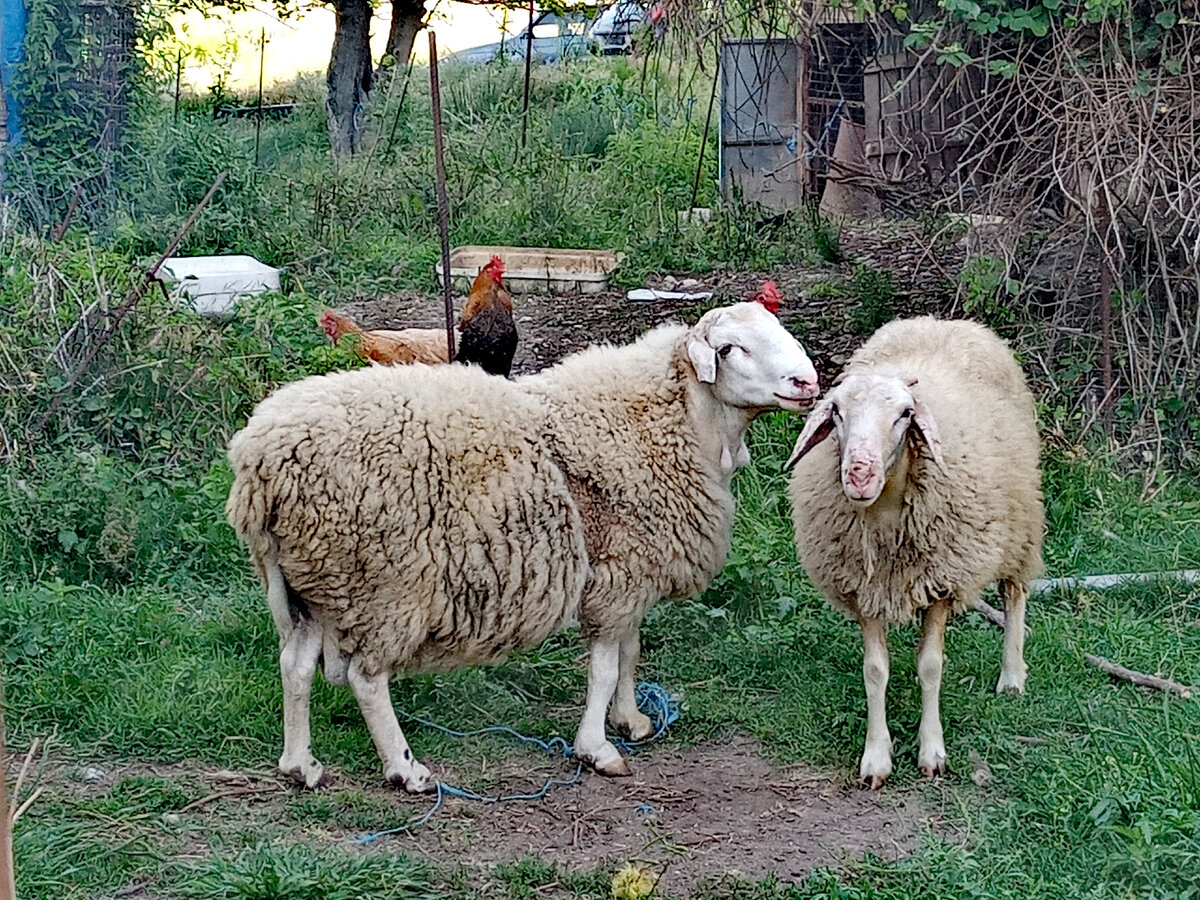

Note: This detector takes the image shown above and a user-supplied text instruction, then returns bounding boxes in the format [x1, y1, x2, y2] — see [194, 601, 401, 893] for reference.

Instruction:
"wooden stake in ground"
[1085, 654, 1193, 698]
[1, 668, 16, 900]
[255, 29, 266, 166]
[520, 0, 533, 150]
[428, 30, 456, 363]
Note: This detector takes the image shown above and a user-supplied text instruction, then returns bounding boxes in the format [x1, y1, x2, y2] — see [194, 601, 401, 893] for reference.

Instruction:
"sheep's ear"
[910, 399, 947, 473]
[687, 334, 718, 384]
[783, 398, 836, 472]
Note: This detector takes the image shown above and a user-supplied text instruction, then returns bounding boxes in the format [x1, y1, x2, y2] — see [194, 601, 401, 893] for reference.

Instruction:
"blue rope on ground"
[623, 681, 679, 749]
[355, 681, 679, 843]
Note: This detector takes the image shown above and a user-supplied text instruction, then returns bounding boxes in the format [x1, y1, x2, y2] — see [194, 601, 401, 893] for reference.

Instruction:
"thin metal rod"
[1099, 243, 1114, 438]
[428, 30, 456, 362]
[255, 28, 265, 165]
[690, 60, 720, 212]
[520, 0, 533, 149]
[173, 49, 182, 123]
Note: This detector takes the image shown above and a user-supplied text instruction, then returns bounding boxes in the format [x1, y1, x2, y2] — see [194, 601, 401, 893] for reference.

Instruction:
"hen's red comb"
[485, 255, 505, 278]
[318, 309, 339, 337]
[754, 280, 782, 314]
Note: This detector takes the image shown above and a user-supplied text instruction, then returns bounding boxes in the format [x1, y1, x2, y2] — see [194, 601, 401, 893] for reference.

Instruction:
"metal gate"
[719, 38, 804, 213]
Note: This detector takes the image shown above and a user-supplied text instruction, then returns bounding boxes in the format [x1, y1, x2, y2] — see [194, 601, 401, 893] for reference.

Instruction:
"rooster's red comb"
[485, 255, 505, 278]
[754, 280, 782, 314]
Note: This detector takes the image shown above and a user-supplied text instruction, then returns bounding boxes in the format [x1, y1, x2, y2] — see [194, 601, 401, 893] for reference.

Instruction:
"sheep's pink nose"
[845, 461, 877, 491]
[790, 374, 819, 399]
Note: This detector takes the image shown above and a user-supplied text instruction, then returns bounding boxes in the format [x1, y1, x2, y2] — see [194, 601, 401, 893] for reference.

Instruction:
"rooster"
[750, 279, 783, 314]
[319, 256, 518, 377]
[319, 310, 449, 367]
[457, 255, 518, 378]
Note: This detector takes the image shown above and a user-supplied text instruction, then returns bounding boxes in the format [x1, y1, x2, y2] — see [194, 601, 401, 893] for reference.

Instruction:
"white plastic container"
[155, 255, 281, 319]
[436, 245, 623, 295]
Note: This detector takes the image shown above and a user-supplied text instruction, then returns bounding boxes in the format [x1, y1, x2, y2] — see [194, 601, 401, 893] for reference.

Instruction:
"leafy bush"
[848, 263, 898, 335]
[0, 229, 364, 583]
[959, 254, 1018, 326]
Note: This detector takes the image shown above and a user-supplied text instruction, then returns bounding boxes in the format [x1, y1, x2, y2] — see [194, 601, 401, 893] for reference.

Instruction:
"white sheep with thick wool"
[226, 301, 818, 791]
[785, 317, 1043, 787]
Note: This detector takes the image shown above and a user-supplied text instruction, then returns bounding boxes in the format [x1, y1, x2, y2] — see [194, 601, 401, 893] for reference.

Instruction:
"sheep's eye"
[717, 344, 734, 359]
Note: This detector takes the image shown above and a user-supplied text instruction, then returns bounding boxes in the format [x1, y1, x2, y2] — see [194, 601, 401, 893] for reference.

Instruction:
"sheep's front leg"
[346, 658, 434, 793]
[574, 638, 631, 776]
[996, 580, 1029, 694]
[917, 600, 950, 778]
[859, 615, 892, 789]
[608, 627, 654, 742]
[278, 617, 328, 788]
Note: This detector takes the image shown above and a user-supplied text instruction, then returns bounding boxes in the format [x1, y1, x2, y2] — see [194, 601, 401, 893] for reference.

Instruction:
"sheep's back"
[790, 318, 1043, 623]
[227, 364, 589, 675]
[521, 326, 736, 635]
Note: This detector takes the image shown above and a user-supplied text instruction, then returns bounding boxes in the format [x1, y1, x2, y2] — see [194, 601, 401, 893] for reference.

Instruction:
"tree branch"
[1085, 654, 1193, 698]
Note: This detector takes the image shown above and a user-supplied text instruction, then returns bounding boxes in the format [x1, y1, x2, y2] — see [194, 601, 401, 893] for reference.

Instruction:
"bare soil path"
[43, 735, 939, 898]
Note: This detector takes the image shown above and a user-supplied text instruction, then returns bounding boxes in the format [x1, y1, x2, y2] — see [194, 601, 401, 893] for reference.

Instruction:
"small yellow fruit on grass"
[611, 862, 658, 900]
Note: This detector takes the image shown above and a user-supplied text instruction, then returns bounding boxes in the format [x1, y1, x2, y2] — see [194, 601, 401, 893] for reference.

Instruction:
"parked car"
[444, 9, 592, 65]
[586, 1, 647, 55]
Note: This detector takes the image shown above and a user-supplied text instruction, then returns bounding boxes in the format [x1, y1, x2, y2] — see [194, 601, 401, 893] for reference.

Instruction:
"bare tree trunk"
[385, 0, 428, 67]
[327, 0, 373, 157]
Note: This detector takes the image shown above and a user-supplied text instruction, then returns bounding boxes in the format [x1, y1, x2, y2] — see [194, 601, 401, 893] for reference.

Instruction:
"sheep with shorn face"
[227, 299, 818, 792]
[784, 317, 1043, 788]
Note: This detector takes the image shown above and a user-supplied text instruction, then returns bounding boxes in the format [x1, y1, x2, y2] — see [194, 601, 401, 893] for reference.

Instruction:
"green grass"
[4, 40, 1200, 900]
[6, 414, 1200, 898]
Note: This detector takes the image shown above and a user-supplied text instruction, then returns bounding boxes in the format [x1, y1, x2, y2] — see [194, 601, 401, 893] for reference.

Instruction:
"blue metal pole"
[1, 0, 27, 144]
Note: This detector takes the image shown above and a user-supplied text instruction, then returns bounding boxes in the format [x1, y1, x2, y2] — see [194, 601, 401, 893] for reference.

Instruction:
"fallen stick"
[969, 598, 1007, 629]
[7, 739, 39, 821]
[1032, 570, 1200, 594]
[1085, 654, 1193, 698]
[10, 788, 42, 826]
[50, 183, 85, 243]
[176, 784, 282, 814]
[114, 881, 152, 898]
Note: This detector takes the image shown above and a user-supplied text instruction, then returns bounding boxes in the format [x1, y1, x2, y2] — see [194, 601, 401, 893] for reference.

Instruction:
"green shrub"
[0, 232, 364, 583]
[848, 263, 898, 335]
[959, 253, 1019, 326]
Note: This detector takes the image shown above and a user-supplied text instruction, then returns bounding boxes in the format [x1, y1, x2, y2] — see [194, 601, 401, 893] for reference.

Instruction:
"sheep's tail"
[225, 451, 293, 646]
[263, 555, 294, 646]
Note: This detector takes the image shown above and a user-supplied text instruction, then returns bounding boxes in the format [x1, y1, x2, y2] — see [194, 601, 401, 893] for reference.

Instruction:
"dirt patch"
[336, 243, 954, 385]
[387, 736, 932, 896]
[338, 282, 715, 376]
[27, 737, 936, 898]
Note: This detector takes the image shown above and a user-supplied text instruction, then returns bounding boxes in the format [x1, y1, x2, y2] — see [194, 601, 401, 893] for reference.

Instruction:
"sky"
[169, 1, 527, 92]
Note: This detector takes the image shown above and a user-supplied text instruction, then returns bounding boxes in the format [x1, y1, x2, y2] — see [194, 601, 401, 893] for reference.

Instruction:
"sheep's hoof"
[387, 762, 435, 794]
[919, 758, 948, 779]
[592, 757, 633, 778]
[858, 745, 892, 790]
[578, 742, 632, 778]
[279, 756, 329, 790]
[610, 711, 655, 742]
[918, 743, 948, 779]
[995, 669, 1027, 694]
